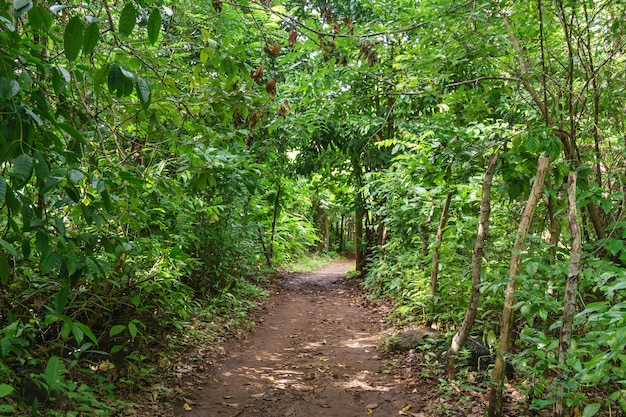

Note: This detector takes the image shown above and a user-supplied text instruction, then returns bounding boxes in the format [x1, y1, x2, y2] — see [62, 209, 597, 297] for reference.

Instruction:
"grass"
[283, 252, 343, 273]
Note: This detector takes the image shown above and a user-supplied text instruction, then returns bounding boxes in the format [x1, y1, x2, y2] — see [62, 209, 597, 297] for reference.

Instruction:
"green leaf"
[0, 239, 18, 257]
[128, 321, 138, 339]
[83, 22, 100, 55]
[64, 16, 84, 62]
[0, 177, 6, 202]
[582, 403, 601, 417]
[147, 8, 161, 44]
[0, 384, 14, 398]
[0, 253, 9, 284]
[28, 6, 53, 30]
[109, 325, 126, 337]
[94, 64, 109, 94]
[32, 151, 49, 186]
[40, 250, 62, 274]
[13, 0, 33, 18]
[75, 322, 98, 345]
[119, 3, 137, 37]
[44, 356, 65, 391]
[108, 65, 134, 97]
[54, 285, 69, 313]
[136, 77, 151, 108]
[71, 323, 84, 344]
[11, 154, 33, 188]
[58, 122, 86, 145]
[525, 261, 539, 276]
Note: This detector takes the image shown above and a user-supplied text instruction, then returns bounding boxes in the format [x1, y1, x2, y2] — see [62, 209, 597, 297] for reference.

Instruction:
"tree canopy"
[1, 0, 625, 416]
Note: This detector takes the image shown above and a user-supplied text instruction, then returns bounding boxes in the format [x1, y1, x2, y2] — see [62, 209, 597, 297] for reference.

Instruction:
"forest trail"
[178, 261, 436, 417]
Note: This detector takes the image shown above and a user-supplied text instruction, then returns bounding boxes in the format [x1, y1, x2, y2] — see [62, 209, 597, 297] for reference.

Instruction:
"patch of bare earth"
[168, 261, 439, 417]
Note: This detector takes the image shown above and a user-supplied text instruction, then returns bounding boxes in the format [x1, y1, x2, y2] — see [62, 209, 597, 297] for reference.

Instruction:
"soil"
[172, 260, 441, 417]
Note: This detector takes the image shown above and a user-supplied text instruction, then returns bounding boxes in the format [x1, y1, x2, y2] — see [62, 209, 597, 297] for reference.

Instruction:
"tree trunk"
[554, 172, 581, 417]
[429, 192, 453, 297]
[488, 156, 550, 417]
[269, 183, 281, 260]
[355, 195, 365, 273]
[446, 152, 498, 379]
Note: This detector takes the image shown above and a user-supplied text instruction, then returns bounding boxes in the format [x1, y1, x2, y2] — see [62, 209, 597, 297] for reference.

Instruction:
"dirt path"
[181, 261, 431, 417]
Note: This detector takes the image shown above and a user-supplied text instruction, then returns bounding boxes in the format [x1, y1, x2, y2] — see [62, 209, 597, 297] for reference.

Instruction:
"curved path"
[183, 261, 428, 417]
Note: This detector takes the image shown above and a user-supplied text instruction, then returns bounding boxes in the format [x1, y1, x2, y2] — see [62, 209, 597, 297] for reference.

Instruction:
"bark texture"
[488, 156, 550, 417]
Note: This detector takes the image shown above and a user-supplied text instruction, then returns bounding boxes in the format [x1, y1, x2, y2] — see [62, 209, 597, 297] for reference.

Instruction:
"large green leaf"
[119, 3, 137, 37]
[40, 250, 62, 274]
[0, 177, 6, 203]
[83, 22, 100, 55]
[28, 6, 53, 31]
[43, 356, 65, 391]
[32, 151, 49, 186]
[64, 16, 83, 62]
[11, 154, 33, 188]
[136, 77, 151, 108]
[13, 0, 32, 18]
[147, 8, 161, 45]
[0, 384, 14, 398]
[108, 65, 134, 97]
[0, 239, 17, 257]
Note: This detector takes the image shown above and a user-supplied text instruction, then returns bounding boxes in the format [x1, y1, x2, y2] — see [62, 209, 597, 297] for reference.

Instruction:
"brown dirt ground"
[172, 260, 442, 417]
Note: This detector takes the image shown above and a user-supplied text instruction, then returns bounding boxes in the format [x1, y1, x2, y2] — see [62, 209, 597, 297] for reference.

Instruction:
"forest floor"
[131, 260, 522, 417]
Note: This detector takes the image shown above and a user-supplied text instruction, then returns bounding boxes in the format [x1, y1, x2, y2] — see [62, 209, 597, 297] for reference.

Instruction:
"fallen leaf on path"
[398, 404, 412, 415]
[182, 403, 191, 411]
[250, 393, 265, 398]
[366, 403, 379, 409]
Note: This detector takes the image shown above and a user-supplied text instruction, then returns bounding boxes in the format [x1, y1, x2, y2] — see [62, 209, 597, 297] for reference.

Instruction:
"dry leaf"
[250, 62, 264, 81]
[212, 0, 222, 13]
[277, 99, 290, 118]
[342, 17, 354, 33]
[288, 29, 298, 47]
[333, 21, 340, 35]
[266, 78, 276, 100]
[264, 41, 280, 57]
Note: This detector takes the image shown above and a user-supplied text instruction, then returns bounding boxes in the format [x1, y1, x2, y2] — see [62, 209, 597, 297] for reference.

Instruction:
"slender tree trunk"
[355, 196, 365, 273]
[488, 156, 550, 417]
[503, 14, 607, 241]
[269, 183, 281, 260]
[429, 192, 453, 297]
[446, 152, 498, 379]
[339, 215, 345, 253]
[554, 172, 581, 417]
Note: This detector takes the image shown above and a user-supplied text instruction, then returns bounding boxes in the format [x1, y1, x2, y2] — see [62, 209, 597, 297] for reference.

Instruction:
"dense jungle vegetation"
[0, 0, 625, 415]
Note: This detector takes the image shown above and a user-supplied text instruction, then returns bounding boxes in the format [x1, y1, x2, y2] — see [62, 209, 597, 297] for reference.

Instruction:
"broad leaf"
[582, 404, 601, 417]
[0, 177, 6, 203]
[136, 77, 151, 108]
[119, 3, 137, 37]
[147, 8, 161, 45]
[83, 22, 99, 55]
[0, 239, 17, 257]
[64, 16, 83, 62]
[32, 151, 49, 186]
[44, 356, 65, 391]
[40, 250, 62, 274]
[108, 65, 134, 97]
[11, 154, 33, 188]
[13, 0, 32, 18]
[28, 6, 53, 31]
[109, 325, 126, 337]
[0, 384, 14, 398]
